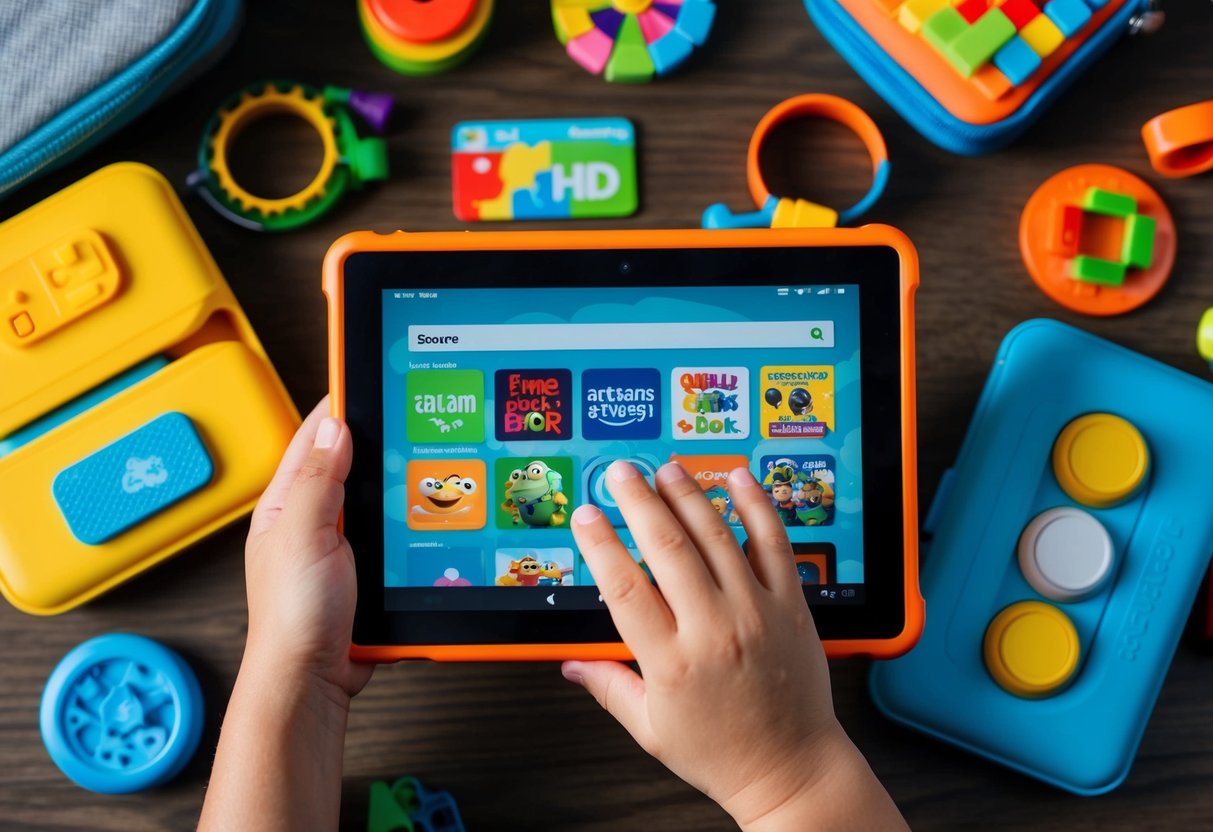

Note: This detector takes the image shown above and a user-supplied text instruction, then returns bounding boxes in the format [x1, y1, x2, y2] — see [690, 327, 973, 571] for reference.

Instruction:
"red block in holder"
[956, 0, 991, 23]
[1049, 202, 1084, 256]
[998, 0, 1042, 29]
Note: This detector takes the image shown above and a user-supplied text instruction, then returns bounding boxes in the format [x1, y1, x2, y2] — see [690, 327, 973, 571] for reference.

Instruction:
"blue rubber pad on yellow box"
[52, 412, 213, 545]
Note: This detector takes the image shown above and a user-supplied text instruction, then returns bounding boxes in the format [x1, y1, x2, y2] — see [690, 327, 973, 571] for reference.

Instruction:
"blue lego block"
[649, 30, 695, 75]
[52, 411, 214, 545]
[993, 35, 1043, 85]
[0, 357, 169, 459]
[1045, 0, 1093, 35]
[674, 0, 716, 46]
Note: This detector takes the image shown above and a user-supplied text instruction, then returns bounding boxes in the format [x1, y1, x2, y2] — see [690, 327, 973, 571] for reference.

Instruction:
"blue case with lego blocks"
[869, 320, 1213, 794]
[803, 0, 1151, 155]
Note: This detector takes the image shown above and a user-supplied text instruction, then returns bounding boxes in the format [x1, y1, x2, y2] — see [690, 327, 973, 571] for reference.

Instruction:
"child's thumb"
[279, 417, 353, 545]
[562, 661, 655, 752]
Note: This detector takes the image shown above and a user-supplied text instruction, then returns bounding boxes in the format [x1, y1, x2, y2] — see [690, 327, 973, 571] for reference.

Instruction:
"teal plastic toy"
[40, 634, 204, 794]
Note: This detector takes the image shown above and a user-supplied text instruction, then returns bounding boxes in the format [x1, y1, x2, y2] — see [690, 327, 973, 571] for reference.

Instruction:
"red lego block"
[998, 0, 1041, 29]
[956, 0, 991, 23]
[1048, 202, 1084, 256]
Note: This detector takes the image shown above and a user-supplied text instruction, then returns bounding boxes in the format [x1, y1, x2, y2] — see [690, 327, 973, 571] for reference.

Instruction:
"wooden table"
[3, 2, 1211, 829]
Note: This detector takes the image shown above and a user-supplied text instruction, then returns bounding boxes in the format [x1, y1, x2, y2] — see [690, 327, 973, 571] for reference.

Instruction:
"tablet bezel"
[326, 228, 921, 660]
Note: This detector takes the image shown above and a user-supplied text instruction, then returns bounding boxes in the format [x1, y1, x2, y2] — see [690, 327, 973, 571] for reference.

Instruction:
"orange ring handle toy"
[702, 94, 890, 229]
[1141, 100, 1213, 179]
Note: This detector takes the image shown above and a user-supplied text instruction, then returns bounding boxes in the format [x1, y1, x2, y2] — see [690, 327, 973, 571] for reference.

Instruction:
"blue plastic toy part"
[368, 776, 466, 832]
[40, 633, 204, 794]
[869, 319, 1213, 794]
[992, 36, 1042, 87]
[0, 356, 169, 459]
[51, 411, 214, 545]
[702, 195, 780, 229]
[701, 160, 890, 230]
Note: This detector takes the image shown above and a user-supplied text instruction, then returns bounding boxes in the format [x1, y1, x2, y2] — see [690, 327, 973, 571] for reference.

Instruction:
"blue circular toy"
[40, 633, 204, 794]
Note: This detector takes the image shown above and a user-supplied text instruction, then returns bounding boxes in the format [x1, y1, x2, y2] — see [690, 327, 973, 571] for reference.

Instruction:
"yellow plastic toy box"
[0, 163, 300, 615]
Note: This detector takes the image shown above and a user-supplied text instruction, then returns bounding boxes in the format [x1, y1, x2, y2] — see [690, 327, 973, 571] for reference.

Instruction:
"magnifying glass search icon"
[810, 327, 824, 340]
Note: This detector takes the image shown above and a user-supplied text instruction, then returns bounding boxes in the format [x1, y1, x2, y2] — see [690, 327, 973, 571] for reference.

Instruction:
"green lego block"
[1120, 213, 1156, 269]
[943, 9, 1015, 77]
[1071, 255, 1127, 286]
[923, 7, 968, 52]
[605, 14, 655, 83]
[1081, 187, 1136, 218]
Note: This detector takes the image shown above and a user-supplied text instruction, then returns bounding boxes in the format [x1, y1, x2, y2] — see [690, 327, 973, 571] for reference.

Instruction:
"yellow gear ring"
[207, 85, 339, 217]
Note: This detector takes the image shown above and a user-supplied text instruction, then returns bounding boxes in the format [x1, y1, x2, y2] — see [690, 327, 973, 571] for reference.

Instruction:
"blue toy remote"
[870, 319, 1213, 794]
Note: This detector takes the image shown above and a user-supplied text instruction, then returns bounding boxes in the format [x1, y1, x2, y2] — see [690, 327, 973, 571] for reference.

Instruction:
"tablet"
[324, 228, 922, 661]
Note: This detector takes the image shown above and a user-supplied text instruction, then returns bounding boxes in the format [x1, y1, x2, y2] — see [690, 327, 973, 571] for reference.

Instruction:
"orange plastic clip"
[1141, 101, 1213, 178]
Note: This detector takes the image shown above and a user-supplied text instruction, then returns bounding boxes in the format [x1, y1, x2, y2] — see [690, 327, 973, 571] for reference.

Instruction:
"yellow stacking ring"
[208, 85, 338, 217]
[359, 0, 493, 75]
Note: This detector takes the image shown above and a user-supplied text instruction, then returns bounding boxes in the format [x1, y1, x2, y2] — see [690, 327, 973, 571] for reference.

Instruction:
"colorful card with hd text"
[451, 118, 638, 222]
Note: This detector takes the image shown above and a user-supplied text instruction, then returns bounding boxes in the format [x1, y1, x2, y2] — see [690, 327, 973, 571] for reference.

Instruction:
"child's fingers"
[652, 462, 757, 593]
[274, 417, 353, 556]
[727, 468, 801, 596]
[250, 397, 331, 538]
[562, 660, 656, 754]
[605, 461, 719, 617]
[571, 505, 675, 655]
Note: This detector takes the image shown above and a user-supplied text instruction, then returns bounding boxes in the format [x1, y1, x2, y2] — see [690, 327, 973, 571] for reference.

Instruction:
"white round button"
[1017, 507, 1114, 602]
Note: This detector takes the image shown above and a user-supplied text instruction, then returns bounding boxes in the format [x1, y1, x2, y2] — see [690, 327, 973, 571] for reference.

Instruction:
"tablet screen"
[380, 282, 865, 612]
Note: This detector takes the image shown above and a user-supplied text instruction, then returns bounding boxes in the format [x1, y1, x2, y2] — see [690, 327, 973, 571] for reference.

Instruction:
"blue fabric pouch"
[0, 0, 241, 199]
[803, 0, 1153, 155]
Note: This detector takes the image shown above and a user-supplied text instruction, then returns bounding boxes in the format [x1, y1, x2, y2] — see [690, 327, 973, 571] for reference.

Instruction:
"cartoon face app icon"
[496, 457, 574, 529]
[406, 460, 487, 530]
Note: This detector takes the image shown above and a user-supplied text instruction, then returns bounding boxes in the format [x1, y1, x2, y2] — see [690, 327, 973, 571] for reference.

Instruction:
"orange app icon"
[406, 459, 487, 530]
[671, 453, 752, 492]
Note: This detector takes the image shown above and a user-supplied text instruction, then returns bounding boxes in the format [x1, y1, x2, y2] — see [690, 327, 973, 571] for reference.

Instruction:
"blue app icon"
[581, 368, 661, 440]
[583, 454, 659, 526]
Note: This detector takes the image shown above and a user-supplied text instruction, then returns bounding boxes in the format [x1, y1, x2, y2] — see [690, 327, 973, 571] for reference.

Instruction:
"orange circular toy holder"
[1142, 101, 1213, 179]
[702, 94, 890, 230]
[1019, 164, 1175, 317]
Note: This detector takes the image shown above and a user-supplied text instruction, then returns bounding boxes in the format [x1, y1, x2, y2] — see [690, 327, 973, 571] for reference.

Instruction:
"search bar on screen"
[407, 320, 835, 352]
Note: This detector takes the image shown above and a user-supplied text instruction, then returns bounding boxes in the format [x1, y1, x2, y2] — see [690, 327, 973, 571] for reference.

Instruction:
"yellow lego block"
[772, 198, 840, 229]
[1019, 14, 1065, 57]
[898, 0, 951, 33]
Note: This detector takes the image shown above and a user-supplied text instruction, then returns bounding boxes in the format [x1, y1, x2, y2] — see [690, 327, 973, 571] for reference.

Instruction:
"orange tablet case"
[324, 227, 922, 661]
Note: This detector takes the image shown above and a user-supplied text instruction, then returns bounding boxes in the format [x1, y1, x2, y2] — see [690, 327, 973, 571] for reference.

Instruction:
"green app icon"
[406, 370, 485, 443]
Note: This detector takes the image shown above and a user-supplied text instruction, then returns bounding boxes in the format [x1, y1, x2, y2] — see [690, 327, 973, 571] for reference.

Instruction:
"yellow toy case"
[0, 163, 299, 615]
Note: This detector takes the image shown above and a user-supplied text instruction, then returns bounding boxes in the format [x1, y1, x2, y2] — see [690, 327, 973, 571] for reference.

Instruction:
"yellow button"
[984, 601, 1080, 698]
[1052, 413, 1149, 508]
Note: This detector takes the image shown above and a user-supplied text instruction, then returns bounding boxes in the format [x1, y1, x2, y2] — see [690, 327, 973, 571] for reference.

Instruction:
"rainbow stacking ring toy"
[552, 0, 717, 83]
[359, 0, 494, 76]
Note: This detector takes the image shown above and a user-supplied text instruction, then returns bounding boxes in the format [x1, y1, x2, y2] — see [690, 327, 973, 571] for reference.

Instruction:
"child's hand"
[563, 461, 906, 831]
[200, 400, 371, 832]
[243, 397, 372, 702]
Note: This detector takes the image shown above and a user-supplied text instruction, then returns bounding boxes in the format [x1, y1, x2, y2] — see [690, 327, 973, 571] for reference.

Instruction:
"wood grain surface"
[2, 1, 1211, 829]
